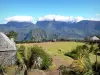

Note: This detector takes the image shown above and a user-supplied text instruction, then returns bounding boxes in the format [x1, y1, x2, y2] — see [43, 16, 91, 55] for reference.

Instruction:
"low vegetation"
[16, 45, 52, 71]
[92, 62, 100, 75]
[60, 43, 100, 75]
[1, 42, 100, 75]
[17, 42, 84, 57]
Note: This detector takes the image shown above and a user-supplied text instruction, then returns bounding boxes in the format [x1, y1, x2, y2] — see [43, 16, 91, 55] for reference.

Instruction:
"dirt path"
[46, 56, 73, 75]
[28, 56, 73, 75]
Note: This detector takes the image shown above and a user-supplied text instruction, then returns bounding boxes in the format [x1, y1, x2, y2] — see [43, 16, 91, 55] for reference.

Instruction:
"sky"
[0, 0, 100, 23]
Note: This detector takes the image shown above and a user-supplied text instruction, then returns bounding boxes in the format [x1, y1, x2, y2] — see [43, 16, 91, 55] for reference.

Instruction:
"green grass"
[49, 62, 56, 70]
[6, 42, 100, 74]
[89, 53, 100, 63]
[17, 41, 84, 70]
[17, 42, 84, 56]
[17, 42, 100, 63]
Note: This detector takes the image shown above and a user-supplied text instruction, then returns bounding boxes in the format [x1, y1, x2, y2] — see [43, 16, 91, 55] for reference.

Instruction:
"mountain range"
[0, 20, 100, 41]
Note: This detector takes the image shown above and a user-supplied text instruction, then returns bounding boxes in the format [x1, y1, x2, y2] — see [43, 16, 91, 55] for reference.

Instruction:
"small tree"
[7, 31, 17, 40]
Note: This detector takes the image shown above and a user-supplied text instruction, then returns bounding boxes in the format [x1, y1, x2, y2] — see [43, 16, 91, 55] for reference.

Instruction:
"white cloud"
[38, 15, 84, 22]
[3, 15, 100, 24]
[5, 16, 35, 22]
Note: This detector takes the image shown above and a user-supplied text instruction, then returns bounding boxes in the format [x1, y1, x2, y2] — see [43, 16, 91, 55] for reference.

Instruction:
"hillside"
[0, 21, 35, 41]
[0, 20, 100, 41]
[24, 28, 47, 41]
[36, 20, 100, 39]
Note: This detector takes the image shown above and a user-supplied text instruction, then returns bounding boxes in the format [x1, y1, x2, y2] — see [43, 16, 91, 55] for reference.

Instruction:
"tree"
[7, 31, 17, 40]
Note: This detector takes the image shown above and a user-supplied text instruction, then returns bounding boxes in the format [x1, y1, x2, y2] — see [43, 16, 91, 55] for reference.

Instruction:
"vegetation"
[58, 65, 85, 75]
[65, 44, 90, 59]
[64, 43, 100, 75]
[0, 65, 6, 75]
[3, 42, 100, 75]
[29, 46, 52, 70]
[17, 42, 84, 57]
[16, 45, 52, 70]
[7, 31, 17, 40]
[92, 62, 100, 75]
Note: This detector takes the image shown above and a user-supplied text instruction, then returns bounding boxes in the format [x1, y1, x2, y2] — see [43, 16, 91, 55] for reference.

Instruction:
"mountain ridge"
[0, 20, 100, 41]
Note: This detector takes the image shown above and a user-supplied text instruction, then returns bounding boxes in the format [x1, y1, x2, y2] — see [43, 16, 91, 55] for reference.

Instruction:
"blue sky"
[0, 0, 100, 23]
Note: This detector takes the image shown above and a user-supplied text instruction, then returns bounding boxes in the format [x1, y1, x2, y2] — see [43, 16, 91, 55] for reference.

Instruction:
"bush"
[64, 44, 94, 75]
[64, 44, 90, 60]
[58, 65, 94, 75]
[64, 50, 78, 60]
[16, 45, 52, 70]
[30, 46, 52, 70]
[58, 65, 83, 75]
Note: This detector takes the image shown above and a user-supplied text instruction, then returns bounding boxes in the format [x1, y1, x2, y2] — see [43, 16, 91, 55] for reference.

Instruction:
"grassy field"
[6, 42, 100, 75]
[17, 41, 100, 63]
[17, 41, 84, 56]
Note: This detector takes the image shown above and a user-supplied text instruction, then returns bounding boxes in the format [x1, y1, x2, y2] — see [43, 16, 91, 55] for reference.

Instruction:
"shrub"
[58, 65, 83, 75]
[16, 45, 52, 70]
[30, 46, 52, 70]
[64, 44, 94, 75]
[16, 45, 25, 66]
[64, 51, 78, 60]
[58, 65, 94, 75]
[65, 44, 90, 60]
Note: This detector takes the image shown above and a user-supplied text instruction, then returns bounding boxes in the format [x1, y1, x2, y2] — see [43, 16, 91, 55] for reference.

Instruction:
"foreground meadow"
[5, 42, 100, 75]
[17, 42, 83, 56]
[17, 41, 100, 63]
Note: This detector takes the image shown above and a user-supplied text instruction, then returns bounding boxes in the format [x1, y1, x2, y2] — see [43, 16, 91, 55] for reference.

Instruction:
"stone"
[0, 32, 17, 66]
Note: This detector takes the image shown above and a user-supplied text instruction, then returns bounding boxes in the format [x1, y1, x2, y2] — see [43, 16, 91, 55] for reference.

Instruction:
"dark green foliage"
[65, 52, 78, 60]
[65, 45, 89, 60]
[92, 62, 100, 75]
[7, 31, 17, 39]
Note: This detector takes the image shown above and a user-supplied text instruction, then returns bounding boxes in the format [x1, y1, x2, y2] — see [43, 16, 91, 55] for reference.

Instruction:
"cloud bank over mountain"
[5, 16, 35, 22]
[3, 14, 100, 24]
[0, 17, 100, 41]
[38, 15, 84, 22]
